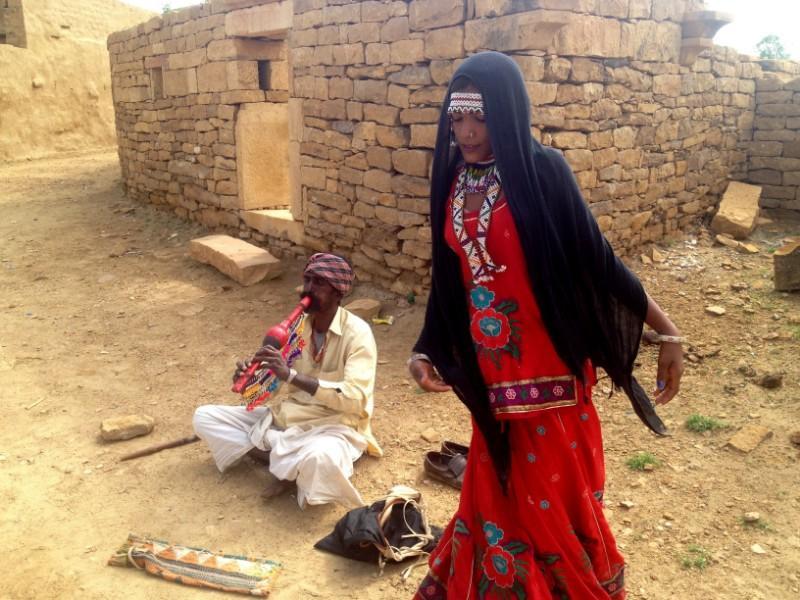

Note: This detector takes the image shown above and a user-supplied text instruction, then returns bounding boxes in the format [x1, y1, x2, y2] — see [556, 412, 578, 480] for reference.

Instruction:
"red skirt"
[414, 399, 625, 599]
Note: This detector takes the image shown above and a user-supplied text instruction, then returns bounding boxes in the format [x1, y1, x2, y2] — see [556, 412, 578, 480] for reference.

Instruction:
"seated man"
[193, 253, 381, 509]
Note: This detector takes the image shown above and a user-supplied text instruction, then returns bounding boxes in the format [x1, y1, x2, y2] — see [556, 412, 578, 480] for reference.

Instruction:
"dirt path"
[1, 152, 798, 599]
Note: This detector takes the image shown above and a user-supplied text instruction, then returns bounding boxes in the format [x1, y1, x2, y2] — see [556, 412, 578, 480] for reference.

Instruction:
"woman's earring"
[449, 130, 457, 147]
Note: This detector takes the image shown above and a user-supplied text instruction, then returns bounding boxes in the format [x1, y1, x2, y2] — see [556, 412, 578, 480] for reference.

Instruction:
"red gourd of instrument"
[231, 295, 312, 394]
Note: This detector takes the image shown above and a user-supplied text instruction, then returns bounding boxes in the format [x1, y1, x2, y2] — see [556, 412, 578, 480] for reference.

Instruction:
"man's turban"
[303, 253, 354, 296]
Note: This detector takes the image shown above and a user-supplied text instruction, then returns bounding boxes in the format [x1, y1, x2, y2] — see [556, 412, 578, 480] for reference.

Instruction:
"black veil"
[413, 51, 666, 488]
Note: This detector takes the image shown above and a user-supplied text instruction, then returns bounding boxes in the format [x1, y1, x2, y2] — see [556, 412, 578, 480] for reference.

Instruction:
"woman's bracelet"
[406, 353, 432, 368]
[652, 334, 685, 344]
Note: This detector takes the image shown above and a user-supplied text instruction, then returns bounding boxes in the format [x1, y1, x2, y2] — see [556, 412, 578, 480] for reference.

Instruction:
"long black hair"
[414, 51, 665, 488]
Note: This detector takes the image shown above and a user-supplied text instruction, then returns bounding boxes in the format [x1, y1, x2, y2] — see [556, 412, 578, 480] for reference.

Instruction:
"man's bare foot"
[247, 447, 271, 465]
[260, 477, 293, 501]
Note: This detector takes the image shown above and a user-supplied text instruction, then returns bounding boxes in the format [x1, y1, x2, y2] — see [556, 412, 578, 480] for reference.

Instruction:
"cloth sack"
[315, 485, 441, 571]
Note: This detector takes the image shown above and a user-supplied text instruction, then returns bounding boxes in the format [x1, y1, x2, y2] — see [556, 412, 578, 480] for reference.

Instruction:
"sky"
[120, 0, 799, 60]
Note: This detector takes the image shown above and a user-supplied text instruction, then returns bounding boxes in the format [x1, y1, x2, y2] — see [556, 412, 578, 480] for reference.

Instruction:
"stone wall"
[289, 0, 760, 294]
[0, 0, 152, 162]
[750, 60, 800, 211]
[0, 0, 27, 48]
[108, 0, 300, 254]
[108, 0, 800, 296]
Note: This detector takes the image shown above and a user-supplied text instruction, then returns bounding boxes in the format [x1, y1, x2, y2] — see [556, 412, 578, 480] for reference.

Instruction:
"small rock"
[726, 424, 773, 453]
[705, 305, 726, 316]
[640, 254, 653, 265]
[743, 512, 760, 523]
[788, 431, 800, 446]
[620, 500, 635, 509]
[756, 372, 783, 389]
[651, 248, 666, 263]
[750, 544, 767, 555]
[715, 234, 740, 249]
[177, 304, 205, 317]
[344, 298, 382, 321]
[737, 243, 759, 254]
[420, 428, 440, 443]
[737, 362, 756, 378]
[730, 282, 749, 291]
[100, 414, 155, 442]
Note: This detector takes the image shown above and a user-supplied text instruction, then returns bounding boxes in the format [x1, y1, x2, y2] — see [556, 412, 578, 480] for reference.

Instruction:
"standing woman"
[408, 52, 683, 599]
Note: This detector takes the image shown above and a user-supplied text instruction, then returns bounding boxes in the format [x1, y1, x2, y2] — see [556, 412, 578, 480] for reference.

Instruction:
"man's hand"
[654, 342, 683, 405]
[233, 358, 253, 384]
[253, 345, 291, 381]
[409, 359, 451, 393]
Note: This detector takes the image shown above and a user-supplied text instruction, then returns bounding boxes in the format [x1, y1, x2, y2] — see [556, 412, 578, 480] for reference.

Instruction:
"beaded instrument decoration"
[232, 296, 310, 411]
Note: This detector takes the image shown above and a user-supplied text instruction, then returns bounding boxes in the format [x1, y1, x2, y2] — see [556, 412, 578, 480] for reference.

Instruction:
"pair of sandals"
[423, 441, 469, 490]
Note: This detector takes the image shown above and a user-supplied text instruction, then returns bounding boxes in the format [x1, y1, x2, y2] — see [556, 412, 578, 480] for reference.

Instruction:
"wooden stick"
[119, 435, 200, 462]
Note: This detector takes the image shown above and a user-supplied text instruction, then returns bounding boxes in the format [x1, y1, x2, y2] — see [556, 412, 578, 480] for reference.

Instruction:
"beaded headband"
[447, 92, 484, 115]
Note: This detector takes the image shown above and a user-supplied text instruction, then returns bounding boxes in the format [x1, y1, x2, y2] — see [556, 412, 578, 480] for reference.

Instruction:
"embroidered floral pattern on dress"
[468, 287, 521, 368]
[476, 517, 531, 597]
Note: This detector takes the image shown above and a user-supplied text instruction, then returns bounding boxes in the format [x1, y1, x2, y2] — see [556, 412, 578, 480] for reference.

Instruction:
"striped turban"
[303, 253, 354, 296]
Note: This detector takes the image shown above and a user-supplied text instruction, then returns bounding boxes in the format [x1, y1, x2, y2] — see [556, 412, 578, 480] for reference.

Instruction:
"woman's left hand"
[654, 342, 683, 405]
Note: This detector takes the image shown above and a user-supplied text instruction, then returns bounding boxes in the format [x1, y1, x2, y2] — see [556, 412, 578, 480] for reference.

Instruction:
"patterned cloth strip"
[304, 253, 354, 296]
[447, 92, 484, 114]
[488, 375, 578, 416]
[108, 533, 281, 596]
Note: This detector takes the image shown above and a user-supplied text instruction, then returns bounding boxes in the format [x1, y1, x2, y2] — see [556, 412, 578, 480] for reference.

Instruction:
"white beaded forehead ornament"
[447, 92, 484, 114]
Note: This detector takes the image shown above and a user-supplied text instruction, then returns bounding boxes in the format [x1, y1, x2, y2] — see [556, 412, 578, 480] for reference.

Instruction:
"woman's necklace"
[451, 160, 506, 284]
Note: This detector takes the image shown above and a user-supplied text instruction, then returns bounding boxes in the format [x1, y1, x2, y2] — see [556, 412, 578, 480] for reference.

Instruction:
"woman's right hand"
[409, 359, 451, 393]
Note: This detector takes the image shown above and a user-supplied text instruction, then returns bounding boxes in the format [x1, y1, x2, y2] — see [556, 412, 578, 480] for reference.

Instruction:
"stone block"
[381, 16, 410, 43]
[225, 1, 293, 37]
[465, 10, 572, 53]
[409, 0, 466, 31]
[710, 181, 761, 239]
[391, 39, 425, 64]
[410, 124, 437, 148]
[242, 209, 305, 245]
[197, 61, 228, 93]
[392, 149, 432, 177]
[207, 38, 285, 61]
[190, 235, 284, 285]
[100, 414, 155, 442]
[344, 298, 382, 321]
[425, 27, 465, 60]
[552, 14, 622, 58]
[164, 68, 198, 96]
[354, 79, 388, 103]
[167, 49, 206, 70]
[774, 240, 800, 291]
[726, 425, 773, 454]
[236, 103, 290, 209]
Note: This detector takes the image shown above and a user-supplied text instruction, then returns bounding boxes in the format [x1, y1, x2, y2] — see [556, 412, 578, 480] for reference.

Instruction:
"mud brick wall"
[749, 61, 800, 211]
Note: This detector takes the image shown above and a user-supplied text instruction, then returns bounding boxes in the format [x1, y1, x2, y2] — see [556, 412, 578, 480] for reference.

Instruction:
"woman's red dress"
[414, 187, 626, 599]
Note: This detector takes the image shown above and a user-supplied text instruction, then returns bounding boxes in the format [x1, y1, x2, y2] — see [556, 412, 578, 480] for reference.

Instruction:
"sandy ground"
[1, 151, 799, 600]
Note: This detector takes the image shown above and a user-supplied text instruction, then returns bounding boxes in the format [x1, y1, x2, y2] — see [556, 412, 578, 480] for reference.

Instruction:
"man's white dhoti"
[193, 405, 367, 509]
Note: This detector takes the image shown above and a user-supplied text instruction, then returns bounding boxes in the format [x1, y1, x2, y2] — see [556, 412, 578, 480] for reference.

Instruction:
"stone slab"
[344, 298, 382, 321]
[774, 240, 800, 291]
[236, 103, 290, 210]
[711, 181, 762, 239]
[101, 414, 154, 442]
[241, 209, 305, 245]
[189, 234, 284, 286]
[225, 0, 293, 38]
[726, 424, 773, 453]
[464, 10, 571, 53]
